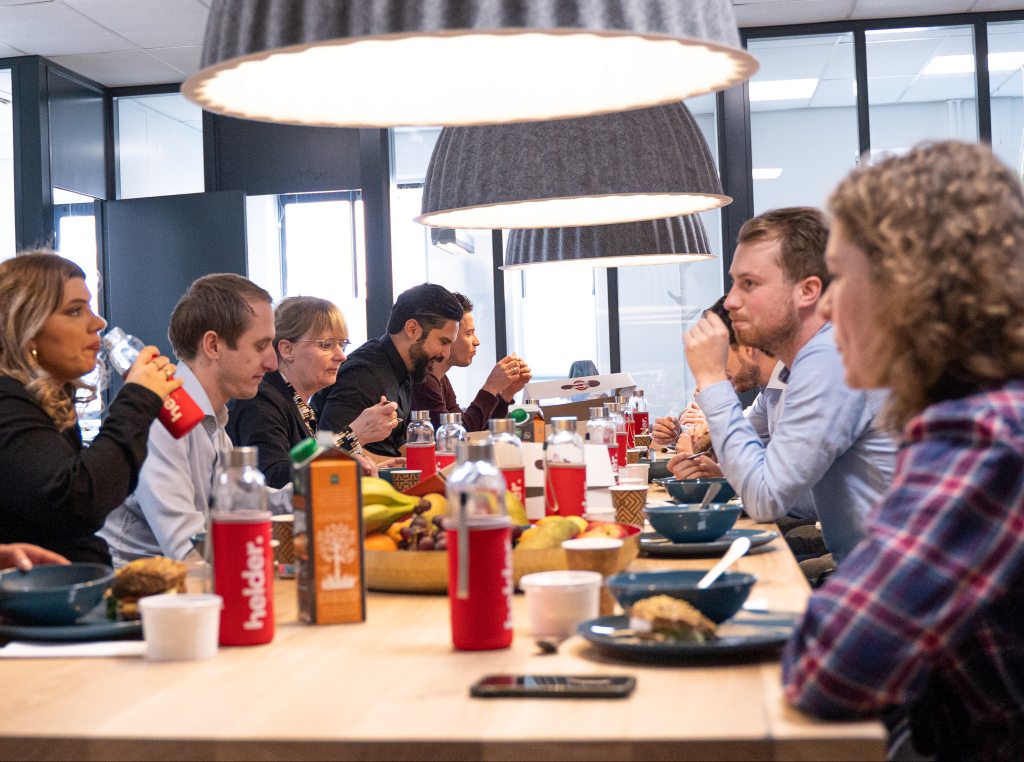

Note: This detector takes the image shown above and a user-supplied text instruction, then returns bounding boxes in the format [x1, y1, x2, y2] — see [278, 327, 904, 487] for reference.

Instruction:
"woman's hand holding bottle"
[124, 345, 184, 401]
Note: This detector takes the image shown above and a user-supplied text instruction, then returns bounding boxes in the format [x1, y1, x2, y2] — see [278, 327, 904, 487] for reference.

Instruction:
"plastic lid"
[488, 418, 515, 434]
[509, 408, 528, 423]
[552, 416, 577, 433]
[289, 437, 323, 466]
[224, 446, 258, 468]
[519, 570, 603, 591]
[411, 410, 431, 421]
[456, 441, 493, 464]
[441, 412, 463, 425]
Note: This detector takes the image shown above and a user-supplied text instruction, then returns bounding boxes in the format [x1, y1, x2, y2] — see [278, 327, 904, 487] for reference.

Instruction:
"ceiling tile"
[0, 2, 135, 55]
[47, 50, 184, 86]
[852, 0, 974, 19]
[867, 75, 917, 104]
[734, 0, 855, 27]
[974, 1, 1024, 9]
[867, 38, 945, 77]
[0, 41, 26, 56]
[148, 45, 202, 77]
[810, 77, 857, 107]
[900, 72, 976, 102]
[66, 0, 208, 49]
[749, 37, 836, 80]
[0, 0, 53, 6]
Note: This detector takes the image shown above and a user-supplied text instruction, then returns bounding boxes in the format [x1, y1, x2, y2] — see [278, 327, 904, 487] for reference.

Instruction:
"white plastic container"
[139, 594, 223, 661]
[518, 570, 602, 639]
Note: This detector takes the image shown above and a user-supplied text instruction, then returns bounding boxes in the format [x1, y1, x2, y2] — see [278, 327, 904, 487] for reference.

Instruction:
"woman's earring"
[30, 348, 37, 358]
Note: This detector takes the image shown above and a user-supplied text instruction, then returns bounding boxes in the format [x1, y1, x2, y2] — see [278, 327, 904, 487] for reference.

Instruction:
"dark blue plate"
[640, 528, 780, 558]
[0, 602, 141, 643]
[577, 612, 796, 662]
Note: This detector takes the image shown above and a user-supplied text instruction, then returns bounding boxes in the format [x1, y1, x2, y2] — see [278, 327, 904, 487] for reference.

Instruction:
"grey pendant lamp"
[184, 0, 757, 127]
[504, 213, 713, 270]
[417, 100, 727, 230]
[431, 228, 475, 255]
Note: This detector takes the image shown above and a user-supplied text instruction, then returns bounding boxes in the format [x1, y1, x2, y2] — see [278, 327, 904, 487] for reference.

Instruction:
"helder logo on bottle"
[163, 395, 183, 423]
[240, 535, 268, 630]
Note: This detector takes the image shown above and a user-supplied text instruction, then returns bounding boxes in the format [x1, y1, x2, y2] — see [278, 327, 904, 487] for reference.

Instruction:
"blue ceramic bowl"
[663, 478, 737, 504]
[605, 569, 757, 624]
[644, 504, 742, 543]
[0, 563, 115, 625]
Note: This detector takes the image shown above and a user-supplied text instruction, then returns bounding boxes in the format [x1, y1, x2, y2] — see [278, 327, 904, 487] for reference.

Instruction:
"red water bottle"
[629, 389, 650, 438]
[544, 417, 587, 517]
[406, 411, 437, 479]
[211, 447, 275, 646]
[605, 402, 628, 468]
[102, 327, 204, 439]
[445, 442, 513, 651]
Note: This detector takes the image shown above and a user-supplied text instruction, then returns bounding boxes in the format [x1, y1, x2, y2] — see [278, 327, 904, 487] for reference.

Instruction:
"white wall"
[117, 97, 203, 199]
[992, 96, 1024, 176]
[245, 194, 283, 302]
[0, 70, 14, 262]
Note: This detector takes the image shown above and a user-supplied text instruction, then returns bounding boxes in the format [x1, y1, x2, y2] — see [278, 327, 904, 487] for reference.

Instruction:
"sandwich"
[107, 556, 188, 620]
[629, 595, 718, 643]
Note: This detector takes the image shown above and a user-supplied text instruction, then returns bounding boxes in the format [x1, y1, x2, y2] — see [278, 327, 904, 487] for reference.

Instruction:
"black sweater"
[0, 376, 163, 564]
[226, 372, 310, 489]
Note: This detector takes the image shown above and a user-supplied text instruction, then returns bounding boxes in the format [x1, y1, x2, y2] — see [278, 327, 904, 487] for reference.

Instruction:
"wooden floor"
[0, 517, 884, 762]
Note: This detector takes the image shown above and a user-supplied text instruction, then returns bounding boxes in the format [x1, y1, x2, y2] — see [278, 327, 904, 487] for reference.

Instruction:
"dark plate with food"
[0, 602, 142, 642]
[578, 597, 796, 663]
[640, 528, 779, 558]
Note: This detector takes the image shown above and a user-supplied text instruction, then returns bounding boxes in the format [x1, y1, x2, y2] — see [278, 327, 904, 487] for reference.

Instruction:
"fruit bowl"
[365, 523, 641, 594]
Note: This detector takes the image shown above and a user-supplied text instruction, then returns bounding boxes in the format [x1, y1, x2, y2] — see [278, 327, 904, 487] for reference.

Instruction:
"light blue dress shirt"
[100, 363, 231, 565]
[697, 323, 896, 562]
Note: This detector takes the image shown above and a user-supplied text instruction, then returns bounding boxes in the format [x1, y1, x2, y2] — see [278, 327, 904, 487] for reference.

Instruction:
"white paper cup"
[519, 570, 602, 639]
[626, 464, 650, 483]
[583, 508, 616, 523]
[139, 594, 223, 662]
[617, 476, 644, 486]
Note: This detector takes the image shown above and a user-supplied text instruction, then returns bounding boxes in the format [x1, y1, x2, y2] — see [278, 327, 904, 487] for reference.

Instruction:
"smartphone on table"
[470, 675, 636, 699]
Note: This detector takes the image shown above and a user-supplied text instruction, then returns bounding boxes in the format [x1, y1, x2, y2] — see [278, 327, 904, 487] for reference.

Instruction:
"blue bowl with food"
[663, 478, 737, 504]
[0, 563, 115, 625]
[605, 569, 756, 624]
[644, 504, 742, 544]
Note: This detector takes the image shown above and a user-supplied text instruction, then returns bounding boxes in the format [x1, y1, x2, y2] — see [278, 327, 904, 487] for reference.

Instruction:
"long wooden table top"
[0, 518, 885, 762]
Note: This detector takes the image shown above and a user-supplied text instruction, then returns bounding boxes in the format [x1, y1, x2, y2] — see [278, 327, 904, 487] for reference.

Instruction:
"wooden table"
[0, 519, 884, 762]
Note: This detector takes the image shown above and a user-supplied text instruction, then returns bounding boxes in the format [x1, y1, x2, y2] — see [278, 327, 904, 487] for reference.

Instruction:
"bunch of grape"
[396, 505, 448, 551]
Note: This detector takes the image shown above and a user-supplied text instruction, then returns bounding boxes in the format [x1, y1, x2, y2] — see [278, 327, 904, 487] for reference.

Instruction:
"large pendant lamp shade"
[417, 101, 727, 230]
[184, 0, 757, 127]
[503, 213, 713, 270]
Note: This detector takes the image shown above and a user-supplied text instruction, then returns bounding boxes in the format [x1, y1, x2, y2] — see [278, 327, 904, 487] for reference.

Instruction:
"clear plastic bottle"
[406, 410, 437, 478]
[628, 389, 650, 438]
[436, 412, 467, 469]
[615, 394, 635, 448]
[102, 326, 204, 439]
[586, 406, 618, 480]
[603, 402, 628, 470]
[445, 441, 512, 650]
[210, 446, 274, 646]
[487, 418, 525, 504]
[544, 416, 587, 517]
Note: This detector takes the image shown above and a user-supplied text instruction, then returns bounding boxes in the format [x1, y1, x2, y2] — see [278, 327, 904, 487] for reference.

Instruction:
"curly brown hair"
[829, 141, 1024, 430]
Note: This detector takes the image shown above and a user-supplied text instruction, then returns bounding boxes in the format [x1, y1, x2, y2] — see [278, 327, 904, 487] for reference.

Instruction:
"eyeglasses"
[296, 338, 351, 353]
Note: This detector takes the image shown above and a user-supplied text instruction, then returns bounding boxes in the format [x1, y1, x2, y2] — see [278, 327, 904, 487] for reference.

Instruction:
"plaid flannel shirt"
[782, 381, 1024, 760]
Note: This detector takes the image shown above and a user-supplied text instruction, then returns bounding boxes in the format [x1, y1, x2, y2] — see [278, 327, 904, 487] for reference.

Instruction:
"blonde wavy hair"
[829, 141, 1024, 430]
[273, 296, 348, 358]
[0, 251, 97, 430]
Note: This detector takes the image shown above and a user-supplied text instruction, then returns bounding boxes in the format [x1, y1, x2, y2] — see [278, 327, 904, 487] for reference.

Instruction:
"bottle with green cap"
[509, 398, 544, 442]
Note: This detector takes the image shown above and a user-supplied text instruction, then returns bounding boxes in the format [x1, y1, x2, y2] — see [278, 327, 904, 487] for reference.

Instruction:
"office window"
[867, 26, 978, 163]
[748, 33, 859, 215]
[0, 69, 13, 261]
[116, 93, 203, 199]
[988, 21, 1024, 176]
[391, 127, 499, 405]
[615, 94, 724, 418]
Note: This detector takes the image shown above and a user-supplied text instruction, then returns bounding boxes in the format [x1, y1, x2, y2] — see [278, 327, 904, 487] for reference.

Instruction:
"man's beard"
[409, 337, 439, 382]
[732, 304, 800, 359]
[730, 355, 762, 394]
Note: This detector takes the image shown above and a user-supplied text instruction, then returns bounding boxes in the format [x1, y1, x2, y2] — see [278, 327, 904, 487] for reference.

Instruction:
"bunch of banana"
[361, 477, 428, 535]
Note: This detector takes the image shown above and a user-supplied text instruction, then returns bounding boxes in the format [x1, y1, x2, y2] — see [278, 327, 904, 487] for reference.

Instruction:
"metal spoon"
[696, 481, 722, 511]
[697, 536, 752, 589]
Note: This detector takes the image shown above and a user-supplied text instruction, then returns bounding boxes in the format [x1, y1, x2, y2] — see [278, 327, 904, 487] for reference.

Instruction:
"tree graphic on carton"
[317, 522, 358, 591]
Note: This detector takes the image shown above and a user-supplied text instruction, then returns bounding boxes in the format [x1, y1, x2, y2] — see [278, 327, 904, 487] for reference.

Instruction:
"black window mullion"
[491, 230, 508, 361]
[607, 267, 621, 374]
[975, 19, 992, 144]
[854, 30, 871, 164]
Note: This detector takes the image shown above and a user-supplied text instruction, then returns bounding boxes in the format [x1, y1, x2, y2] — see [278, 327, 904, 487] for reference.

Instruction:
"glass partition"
[391, 127, 499, 405]
[615, 93, 724, 419]
[116, 93, 203, 199]
[0, 69, 13, 261]
[748, 33, 859, 214]
[988, 21, 1024, 176]
[867, 25, 978, 162]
